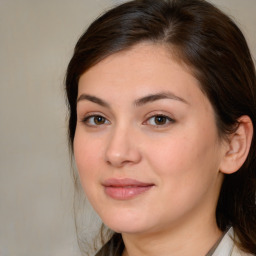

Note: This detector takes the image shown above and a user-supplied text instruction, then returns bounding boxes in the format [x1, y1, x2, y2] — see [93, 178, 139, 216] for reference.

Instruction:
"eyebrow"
[77, 94, 110, 108]
[134, 92, 188, 106]
[76, 91, 188, 108]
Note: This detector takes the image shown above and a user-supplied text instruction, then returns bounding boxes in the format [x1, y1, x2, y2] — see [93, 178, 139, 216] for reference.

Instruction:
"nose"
[104, 125, 142, 168]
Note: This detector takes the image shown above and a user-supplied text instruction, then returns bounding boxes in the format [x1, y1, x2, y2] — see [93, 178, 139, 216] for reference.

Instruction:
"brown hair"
[65, 0, 256, 254]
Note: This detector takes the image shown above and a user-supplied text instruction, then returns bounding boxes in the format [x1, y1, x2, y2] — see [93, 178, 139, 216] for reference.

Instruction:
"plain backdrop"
[0, 0, 255, 255]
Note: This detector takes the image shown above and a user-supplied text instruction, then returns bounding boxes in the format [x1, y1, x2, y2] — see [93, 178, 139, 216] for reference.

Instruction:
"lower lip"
[104, 185, 154, 200]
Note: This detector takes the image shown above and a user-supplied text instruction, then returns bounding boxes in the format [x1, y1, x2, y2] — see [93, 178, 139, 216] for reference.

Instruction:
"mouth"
[102, 178, 155, 200]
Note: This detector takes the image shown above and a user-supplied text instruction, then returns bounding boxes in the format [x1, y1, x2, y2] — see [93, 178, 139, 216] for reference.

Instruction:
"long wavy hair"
[65, 0, 256, 254]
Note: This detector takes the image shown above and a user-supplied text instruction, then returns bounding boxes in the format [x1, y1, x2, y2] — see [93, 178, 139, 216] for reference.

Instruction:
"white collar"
[212, 227, 252, 256]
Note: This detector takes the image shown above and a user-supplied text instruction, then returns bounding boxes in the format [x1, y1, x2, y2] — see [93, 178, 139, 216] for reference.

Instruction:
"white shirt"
[212, 227, 254, 256]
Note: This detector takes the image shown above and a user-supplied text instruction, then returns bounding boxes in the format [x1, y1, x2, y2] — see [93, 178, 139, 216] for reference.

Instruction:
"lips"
[102, 178, 154, 200]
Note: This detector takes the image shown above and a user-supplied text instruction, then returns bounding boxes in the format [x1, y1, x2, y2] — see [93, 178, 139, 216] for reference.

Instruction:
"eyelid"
[81, 112, 111, 126]
[143, 112, 176, 127]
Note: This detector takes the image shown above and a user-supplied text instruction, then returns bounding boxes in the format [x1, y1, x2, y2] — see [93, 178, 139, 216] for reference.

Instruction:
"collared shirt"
[211, 227, 253, 256]
[95, 227, 253, 256]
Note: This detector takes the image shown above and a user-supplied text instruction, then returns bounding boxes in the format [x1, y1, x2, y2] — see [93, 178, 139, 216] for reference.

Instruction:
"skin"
[74, 43, 229, 256]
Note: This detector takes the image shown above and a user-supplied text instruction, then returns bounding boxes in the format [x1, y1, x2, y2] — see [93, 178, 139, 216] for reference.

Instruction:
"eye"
[82, 115, 110, 126]
[145, 115, 175, 126]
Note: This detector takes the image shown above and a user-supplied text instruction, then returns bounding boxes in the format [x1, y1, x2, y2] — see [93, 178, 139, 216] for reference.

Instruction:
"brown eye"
[94, 116, 106, 125]
[146, 115, 175, 126]
[154, 116, 167, 125]
[83, 115, 110, 126]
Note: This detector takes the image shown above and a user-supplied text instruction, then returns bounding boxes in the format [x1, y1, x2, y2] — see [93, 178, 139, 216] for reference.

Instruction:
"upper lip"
[102, 178, 154, 187]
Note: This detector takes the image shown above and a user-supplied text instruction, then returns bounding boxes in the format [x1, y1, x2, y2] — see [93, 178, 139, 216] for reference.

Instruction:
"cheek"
[73, 130, 104, 191]
[146, 127, 220, 185]
[146, 133, 221, 214]
[145, 134, 193, 171]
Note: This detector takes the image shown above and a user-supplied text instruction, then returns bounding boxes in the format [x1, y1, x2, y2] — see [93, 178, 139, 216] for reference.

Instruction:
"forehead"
[78, 43, 200, 97]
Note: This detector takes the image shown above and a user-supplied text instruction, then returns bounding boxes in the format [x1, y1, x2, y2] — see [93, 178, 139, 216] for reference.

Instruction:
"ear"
[219, 115, 253, 174]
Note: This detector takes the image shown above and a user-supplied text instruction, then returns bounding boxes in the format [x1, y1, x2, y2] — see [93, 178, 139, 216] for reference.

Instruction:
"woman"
[65, 0, 256, 255]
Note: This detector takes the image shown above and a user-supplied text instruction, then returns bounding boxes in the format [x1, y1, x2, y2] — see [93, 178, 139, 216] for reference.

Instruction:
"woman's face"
[74, 43, 226, 235]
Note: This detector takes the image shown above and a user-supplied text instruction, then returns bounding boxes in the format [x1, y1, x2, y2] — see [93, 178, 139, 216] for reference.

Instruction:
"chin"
[100, 211, 149, 234]
[108, 223, 147, 234]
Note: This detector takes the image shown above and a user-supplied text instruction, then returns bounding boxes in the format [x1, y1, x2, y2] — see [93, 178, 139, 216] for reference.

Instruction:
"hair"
[65, 0, 256, 254]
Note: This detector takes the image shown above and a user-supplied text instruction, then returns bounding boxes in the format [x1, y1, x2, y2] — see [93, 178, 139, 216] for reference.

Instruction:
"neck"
[121, 213, 222, 256]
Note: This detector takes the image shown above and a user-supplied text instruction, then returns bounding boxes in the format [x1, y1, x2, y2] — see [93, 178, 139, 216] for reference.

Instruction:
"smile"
[102, 178, 154, 200]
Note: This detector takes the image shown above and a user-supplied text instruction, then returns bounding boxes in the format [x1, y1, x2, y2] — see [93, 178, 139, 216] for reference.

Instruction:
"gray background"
[0, 0, 255, 255]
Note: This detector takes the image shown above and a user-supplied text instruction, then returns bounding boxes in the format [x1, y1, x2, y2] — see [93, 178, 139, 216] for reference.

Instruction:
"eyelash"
[82, 114, 110, 127]
[81, 114, 175, 127]
[143, 114, 175, 127]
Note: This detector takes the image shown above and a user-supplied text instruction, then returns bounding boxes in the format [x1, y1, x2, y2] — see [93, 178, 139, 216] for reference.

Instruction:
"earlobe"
[219, 115, 253, 174]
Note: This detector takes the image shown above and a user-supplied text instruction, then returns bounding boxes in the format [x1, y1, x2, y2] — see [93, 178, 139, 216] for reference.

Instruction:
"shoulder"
[212, 227, 254, 256]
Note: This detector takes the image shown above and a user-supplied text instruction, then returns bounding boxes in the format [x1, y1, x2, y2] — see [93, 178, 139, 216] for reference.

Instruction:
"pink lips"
[102, 178, 154, 200]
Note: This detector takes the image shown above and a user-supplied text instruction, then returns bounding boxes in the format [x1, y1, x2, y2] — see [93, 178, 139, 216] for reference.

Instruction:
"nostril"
[104, 128, 142, 167]
[105, 145, 141, 167]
